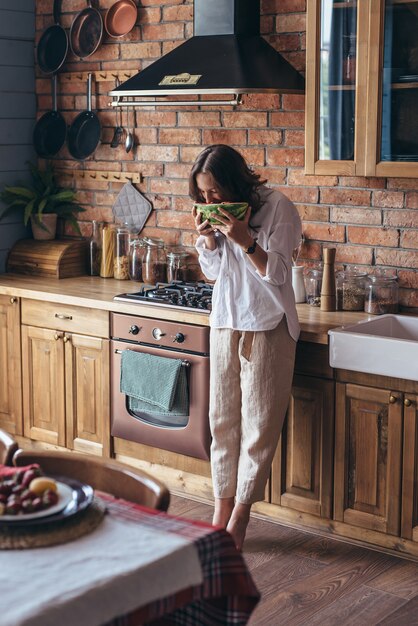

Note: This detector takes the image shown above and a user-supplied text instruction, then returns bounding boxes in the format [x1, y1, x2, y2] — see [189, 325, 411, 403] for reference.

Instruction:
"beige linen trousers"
[209, 317, 296, 505]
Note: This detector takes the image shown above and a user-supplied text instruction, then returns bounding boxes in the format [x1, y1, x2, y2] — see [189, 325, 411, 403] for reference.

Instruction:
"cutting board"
[7, 239, 88, 278]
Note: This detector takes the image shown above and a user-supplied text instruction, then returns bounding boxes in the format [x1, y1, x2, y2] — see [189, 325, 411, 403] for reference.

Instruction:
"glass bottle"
[128, 239, 145, 282]
[343, 34, 357, 85]
[336, 269, 367, 311]
[88, 220, 103, 276]
[166, 251, 189, 283]
[142, 237, 167, 284]
[100, 224, 115, 278]
[304, 269, 323, 307]
[364, 275, 399, 315]
[291, 265, 306, 303]
[114, 226, 130, 280]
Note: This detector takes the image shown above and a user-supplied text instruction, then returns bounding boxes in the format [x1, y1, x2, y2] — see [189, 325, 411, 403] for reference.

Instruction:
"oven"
[111, 282, 212, 460]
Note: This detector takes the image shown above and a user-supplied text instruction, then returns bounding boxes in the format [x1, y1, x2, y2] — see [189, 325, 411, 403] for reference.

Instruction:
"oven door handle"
[114, 349, 190, 367]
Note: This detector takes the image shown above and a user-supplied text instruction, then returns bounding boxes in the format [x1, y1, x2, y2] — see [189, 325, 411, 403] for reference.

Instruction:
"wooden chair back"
[13, 449, 170, 512]
[0, 429, 19, 466]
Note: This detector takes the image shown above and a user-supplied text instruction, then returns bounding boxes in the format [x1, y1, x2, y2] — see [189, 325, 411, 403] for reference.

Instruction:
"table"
[0, 472, 259, 626]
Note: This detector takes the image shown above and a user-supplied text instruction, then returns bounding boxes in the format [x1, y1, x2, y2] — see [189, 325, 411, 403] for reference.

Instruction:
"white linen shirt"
[195, 186, 302, 340]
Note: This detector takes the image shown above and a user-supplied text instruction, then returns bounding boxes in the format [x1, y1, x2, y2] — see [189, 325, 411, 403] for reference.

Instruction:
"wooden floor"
[168, 494, 418, 626]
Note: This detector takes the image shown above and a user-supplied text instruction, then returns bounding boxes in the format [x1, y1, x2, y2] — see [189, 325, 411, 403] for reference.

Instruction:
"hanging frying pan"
[70, 0, 104, 60]
[67, 74, 101, 160]
[104, 0, 137, 38]
[37, 0, 68, 75]
[33, 75, 67, 158]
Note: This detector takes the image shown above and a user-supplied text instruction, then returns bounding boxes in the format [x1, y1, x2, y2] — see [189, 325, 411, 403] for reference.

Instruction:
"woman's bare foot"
[226, 502, 251, 551]
[212, 497, 235, 528]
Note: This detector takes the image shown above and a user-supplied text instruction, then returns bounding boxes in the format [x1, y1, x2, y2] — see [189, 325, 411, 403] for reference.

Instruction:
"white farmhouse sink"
[329, 314, 418, 382]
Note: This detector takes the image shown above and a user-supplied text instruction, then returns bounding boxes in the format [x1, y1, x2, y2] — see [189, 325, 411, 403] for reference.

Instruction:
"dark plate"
[0, 475, 94, 528]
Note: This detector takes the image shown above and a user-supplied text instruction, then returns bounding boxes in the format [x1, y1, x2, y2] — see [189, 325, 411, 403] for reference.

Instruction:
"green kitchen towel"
[120, 350, 183, 412]
[128, 365, 189, 417]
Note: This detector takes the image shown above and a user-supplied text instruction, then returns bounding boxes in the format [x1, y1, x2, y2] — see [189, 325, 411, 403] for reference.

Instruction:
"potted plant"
[0, 161, 85, 240]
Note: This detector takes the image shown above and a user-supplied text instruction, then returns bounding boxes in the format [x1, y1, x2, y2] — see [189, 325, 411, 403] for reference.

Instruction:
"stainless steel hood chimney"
[109, 0, 304, 107]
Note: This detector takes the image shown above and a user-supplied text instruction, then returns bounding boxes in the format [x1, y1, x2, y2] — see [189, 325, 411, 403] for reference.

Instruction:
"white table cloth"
[0, 500, 202, 626]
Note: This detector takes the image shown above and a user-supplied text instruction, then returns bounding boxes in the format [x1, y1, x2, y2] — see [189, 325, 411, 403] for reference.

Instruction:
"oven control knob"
[152, 327, 166, 340]
[129, 325, 141, 335]
[173, 333, 185, 344]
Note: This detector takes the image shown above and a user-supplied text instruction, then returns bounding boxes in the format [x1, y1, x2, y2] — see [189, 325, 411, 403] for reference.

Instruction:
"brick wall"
[35, 0, 418, 309]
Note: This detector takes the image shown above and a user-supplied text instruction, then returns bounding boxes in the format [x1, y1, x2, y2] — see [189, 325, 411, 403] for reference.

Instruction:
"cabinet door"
[334, 382, 403, 535]
[401, 394, 418, 541]
[366, 0, 418, 177]
[65, 333, 110, 457]
[305, 0, 370, 175]
[271, 375, 334, 518]
[0, 295, 22, 435]
[21, 326, 66, 446]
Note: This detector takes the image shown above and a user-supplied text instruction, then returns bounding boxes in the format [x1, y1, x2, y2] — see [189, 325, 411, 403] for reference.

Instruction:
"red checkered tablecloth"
[99, 493, 260, 626]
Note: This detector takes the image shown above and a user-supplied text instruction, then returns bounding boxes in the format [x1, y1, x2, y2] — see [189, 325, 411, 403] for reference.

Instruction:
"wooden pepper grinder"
[320, 247, 337, 311]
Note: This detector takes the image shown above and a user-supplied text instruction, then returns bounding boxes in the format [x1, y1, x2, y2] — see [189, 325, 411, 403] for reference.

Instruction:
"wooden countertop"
[0, 273, 397, 344]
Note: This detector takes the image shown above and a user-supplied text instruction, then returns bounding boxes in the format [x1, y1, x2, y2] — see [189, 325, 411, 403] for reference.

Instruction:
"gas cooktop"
[113, 281, 213, 312]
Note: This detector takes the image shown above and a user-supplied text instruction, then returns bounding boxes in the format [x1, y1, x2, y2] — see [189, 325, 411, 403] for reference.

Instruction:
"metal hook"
[89, 173, 97, 179]
[114, 175, 121, 180]
[101, 174, 109, 180]
[99, 73, 107, 79]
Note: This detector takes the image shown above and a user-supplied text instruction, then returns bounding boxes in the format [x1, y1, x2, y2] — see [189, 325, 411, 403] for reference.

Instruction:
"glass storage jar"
[114, 227, 130, 280]
[100, 224, 115, 278]
[142, 237, 167, 284]
[128, 239, 145, 282]
[166, 251, 189, 283]
[336, 269, 367, 311]
[364, 275, 399, 315]
[304, 269, 323, 306]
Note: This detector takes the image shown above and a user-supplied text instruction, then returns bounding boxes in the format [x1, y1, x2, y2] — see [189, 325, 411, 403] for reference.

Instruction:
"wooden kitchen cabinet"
[270, 342, 334, 518]
[0, 294, 23, 435]
[21, 299, 110, 457]
[334, 382, 403, 535]
[401, 393, 418, 542]
[306, 0, 418, 177]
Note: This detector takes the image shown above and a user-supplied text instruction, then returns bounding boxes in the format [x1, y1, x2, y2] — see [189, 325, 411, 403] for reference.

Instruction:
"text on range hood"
[109, 0, 305, 106]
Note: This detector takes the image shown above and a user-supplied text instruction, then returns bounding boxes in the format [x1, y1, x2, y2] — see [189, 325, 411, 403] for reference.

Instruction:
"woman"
[190, 145, 302, 550]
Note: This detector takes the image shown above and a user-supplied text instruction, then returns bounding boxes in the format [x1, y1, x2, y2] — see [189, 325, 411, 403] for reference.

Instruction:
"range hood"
[109, 0, 304, 107]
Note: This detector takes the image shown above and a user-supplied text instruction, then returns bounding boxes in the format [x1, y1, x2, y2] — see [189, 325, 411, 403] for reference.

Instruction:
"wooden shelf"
[56, 169, 142, 184]
[328, 84, 356, 90]
[58, 70, 138, 84]
[391, 82, 418, 89]
[333, 2, 357, 8]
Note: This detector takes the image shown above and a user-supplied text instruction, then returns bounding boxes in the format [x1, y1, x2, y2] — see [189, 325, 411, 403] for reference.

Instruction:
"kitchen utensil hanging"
[37, 0, 69, 74]
[110, 78, 124, 148]
[70, 0, 104, 60]
[67, 73, 101, 160]
[125, 108, 134, 153]
[104, 0, 137, 38]
[33, 75, 67, 158]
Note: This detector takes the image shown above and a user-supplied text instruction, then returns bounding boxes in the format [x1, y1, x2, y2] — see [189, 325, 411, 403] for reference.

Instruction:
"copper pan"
[105, 0, 137, 38]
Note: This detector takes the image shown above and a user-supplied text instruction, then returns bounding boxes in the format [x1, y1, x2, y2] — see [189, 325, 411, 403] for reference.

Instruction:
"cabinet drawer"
[22, 299, 109, 338]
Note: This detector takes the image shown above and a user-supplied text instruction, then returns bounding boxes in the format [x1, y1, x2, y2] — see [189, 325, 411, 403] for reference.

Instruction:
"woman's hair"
[189, 145, 266, 214]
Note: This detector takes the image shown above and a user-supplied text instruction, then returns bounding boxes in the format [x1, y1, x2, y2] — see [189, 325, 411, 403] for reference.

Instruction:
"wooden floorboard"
[167, 494, 418, 626]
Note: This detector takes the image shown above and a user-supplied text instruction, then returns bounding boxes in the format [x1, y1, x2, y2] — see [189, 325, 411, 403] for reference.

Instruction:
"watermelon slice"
[194, 202, 248, 226]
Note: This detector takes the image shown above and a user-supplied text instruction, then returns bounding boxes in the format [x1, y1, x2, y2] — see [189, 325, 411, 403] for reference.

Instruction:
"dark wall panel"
[0, 3, 35, 272]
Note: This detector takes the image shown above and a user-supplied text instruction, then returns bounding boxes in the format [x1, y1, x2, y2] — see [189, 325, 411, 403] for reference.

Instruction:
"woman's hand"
[212, 206, 253, 250]
[192, 206, 217, 250]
